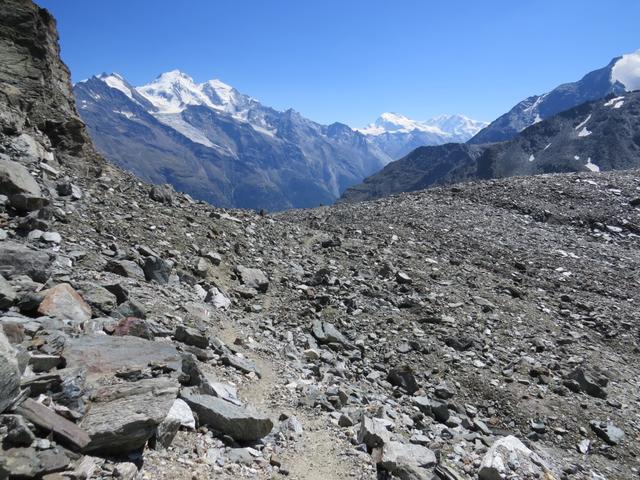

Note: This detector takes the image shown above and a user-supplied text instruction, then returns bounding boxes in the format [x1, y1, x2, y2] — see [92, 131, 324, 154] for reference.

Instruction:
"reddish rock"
[113, 317, 154, 340]
[37, 283, 92, 322]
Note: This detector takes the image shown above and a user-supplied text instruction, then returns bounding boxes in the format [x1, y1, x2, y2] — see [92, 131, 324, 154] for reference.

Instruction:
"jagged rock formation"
[341, 91, 640, 202]
[0, 1, 639, 479]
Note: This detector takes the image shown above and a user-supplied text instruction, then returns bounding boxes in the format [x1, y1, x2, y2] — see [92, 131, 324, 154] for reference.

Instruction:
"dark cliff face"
[0, 0, 99, 165]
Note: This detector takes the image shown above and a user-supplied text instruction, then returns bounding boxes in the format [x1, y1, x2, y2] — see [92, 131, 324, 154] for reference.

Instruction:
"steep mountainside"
[469, 51, 640, 144]
[342, 91, 640, 202]
[358, 112, 486, 159]
[74, 72, 390, 210]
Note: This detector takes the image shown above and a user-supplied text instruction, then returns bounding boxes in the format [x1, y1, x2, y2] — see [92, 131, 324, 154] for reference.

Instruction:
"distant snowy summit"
[469, 49, 640, 144]
[358, 112, 487, 160]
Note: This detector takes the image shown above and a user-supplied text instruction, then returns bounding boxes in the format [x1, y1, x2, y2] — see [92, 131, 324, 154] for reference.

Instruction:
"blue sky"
[37, 0, 640, 127]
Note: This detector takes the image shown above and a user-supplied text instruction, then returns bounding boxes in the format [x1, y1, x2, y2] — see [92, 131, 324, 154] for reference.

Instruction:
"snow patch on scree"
[611, 50, 640, 91]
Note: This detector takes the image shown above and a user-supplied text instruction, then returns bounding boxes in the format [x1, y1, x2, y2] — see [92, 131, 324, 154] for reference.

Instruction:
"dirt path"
[217, 318, 368, 480]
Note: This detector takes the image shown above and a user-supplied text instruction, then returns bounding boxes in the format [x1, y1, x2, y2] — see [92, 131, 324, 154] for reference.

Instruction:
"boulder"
[0, 446, 70, 478]
[81, 377, 179, 454]
[155, 398, 195, 448]
[105, 259, 145, 280]
[0, 328, 20, 412]
[358, 416, 391, 450]
[113, 317, 154, 340]
[0, 274, 16, 308]
[37, 283, 92, 322]
[174, 325, 209, 349]
[180, 387, 273, 442]
[387, 365, 419, 394]
[590, 421, 625, 445]
[373, 441, 437, 480]
[0, 157, 41, 200]
[236, 265, 269, 292]
[566, 368, 607, 399]
[15, 398, 90, 450]
[0, 241, 51, 282]
[142, 256, 172, 284]
[149, 184, 174, 204]
[79, 284, 117, 313]
[479, 435, 552, 480]
[0, 414, 36, 447]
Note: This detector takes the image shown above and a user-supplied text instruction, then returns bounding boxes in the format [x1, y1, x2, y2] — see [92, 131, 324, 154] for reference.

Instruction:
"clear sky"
[36, 0, 640, 128]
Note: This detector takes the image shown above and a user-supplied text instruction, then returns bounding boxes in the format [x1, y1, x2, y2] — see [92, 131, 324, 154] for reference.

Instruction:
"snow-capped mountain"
[358, 112, 487, 159]
[469, 50, 640, 144]
[343, 90, 640, 202]
[74, 71, 390, 210]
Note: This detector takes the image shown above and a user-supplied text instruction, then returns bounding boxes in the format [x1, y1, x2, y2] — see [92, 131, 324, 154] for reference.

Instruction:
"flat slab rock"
[63, 334, 182, 381]
[16, 398, 90, 450]
[80, 377, 179, 454]
[180, 387, 273, 442]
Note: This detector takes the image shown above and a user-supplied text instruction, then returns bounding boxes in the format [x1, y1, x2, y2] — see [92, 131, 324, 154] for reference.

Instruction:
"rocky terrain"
[341, 91, 640, 202]
[1, 1, 640, 480]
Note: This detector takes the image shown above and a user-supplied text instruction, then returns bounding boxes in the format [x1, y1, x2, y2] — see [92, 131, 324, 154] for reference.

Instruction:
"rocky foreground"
[1, 1, 640, 479]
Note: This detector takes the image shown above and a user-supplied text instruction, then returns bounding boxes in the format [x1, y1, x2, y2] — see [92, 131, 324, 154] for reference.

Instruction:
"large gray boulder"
[0, 157, 41, 199]
[0, 328, 20, 412]
[479, 435, 553, 480]
[180, 387, 273, 442]
[0, 241, 51, 282]
[236, 265, 269, 292]
[372, 441, 437, 480]
[81, 377, 179, 454]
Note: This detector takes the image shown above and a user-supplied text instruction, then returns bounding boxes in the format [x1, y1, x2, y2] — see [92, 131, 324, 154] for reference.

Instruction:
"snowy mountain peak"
[96, 72, 135, 101]
[137, 70, 215, 114]
[611, 49, 640, 91]
[358, 112, 486, 138]
[359, 112, 444, 136]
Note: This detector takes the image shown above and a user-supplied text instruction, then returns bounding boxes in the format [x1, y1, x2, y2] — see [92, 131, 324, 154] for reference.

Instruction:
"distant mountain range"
[342, 50, 640, 202]
[469, 50, 640, 144]
[74, 71, 483, 210]
[75, 71, 392, 210]
[357, 112, 487, 159]
[342, 90, 640, 202]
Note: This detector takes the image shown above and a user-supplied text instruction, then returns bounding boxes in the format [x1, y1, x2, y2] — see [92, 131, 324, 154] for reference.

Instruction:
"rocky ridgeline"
[1, 1, 640, 479]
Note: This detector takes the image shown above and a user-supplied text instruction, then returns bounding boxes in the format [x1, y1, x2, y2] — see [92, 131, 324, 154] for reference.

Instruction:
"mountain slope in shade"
[74, 71, 390, 210]
[342, 91, 640, 202]
[469, 51, 640, 144]
[358, 112, 487, 159]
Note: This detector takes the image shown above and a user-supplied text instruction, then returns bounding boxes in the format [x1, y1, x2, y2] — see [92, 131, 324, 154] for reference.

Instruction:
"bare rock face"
[37, 283, 92, 323]
[0, 0, 96, 160]
[0, 328, 20, 412]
